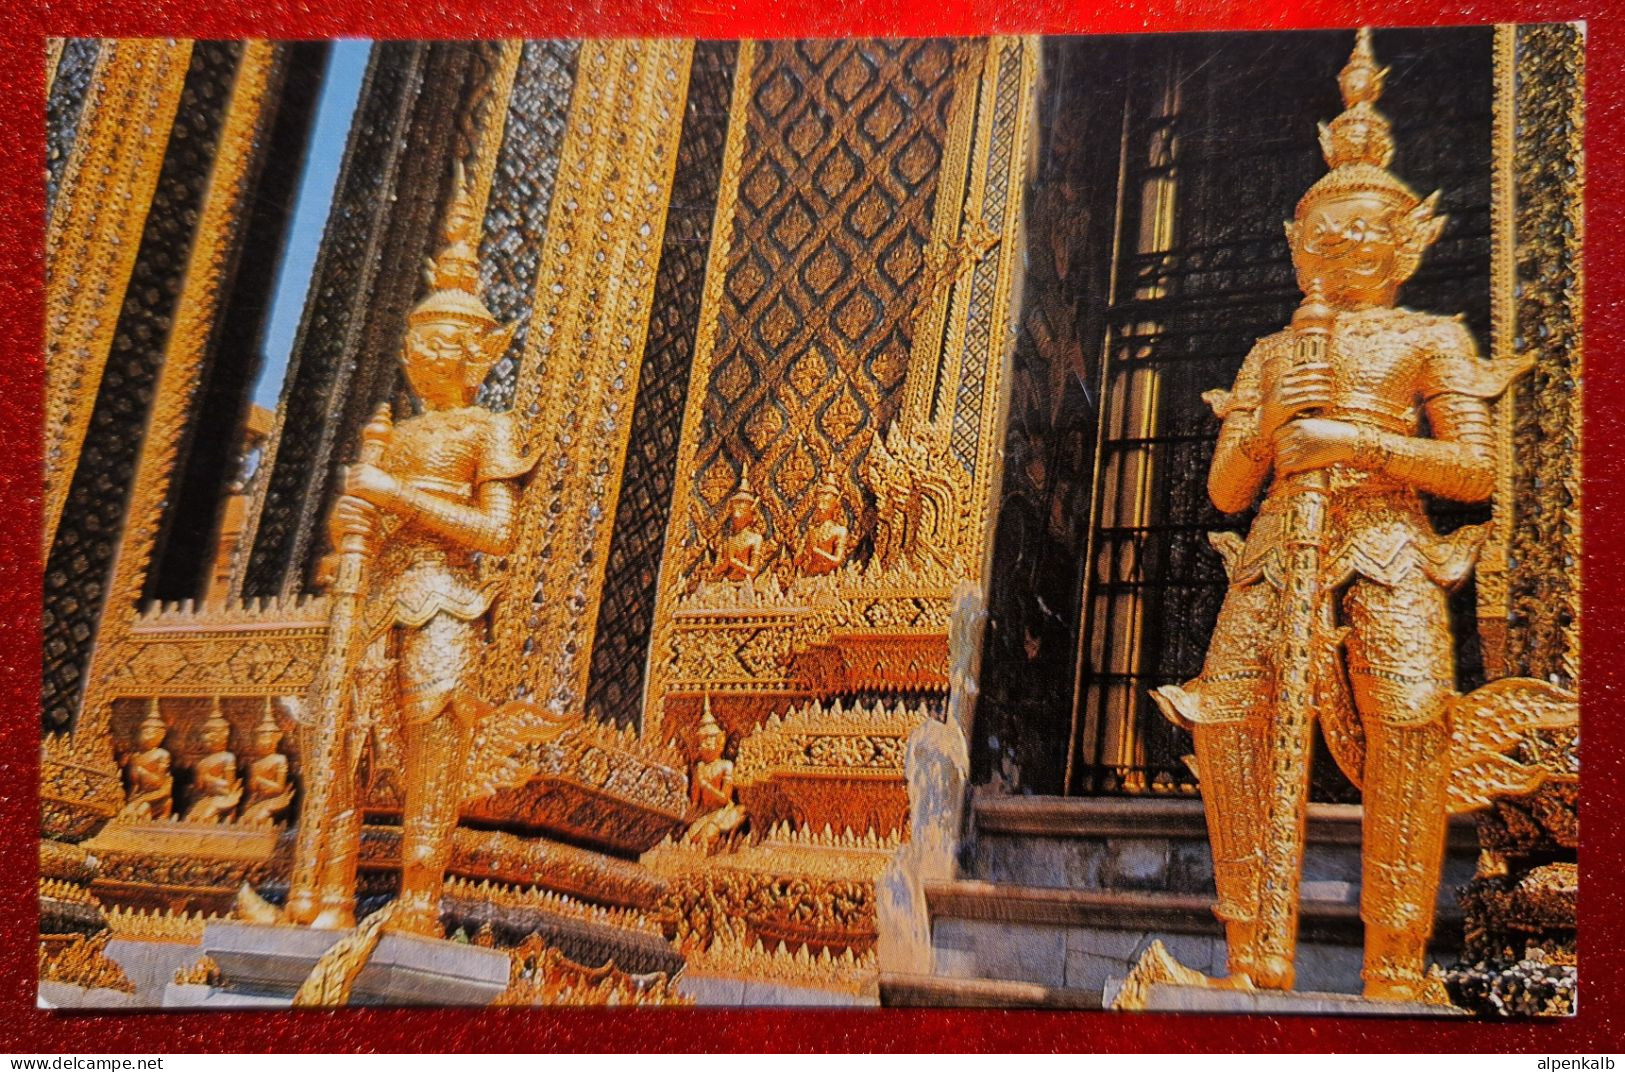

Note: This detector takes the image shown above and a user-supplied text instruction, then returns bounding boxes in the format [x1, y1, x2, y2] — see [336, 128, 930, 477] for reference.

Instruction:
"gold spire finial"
[728, 473, 760, 506]
[1292, 29, 1446, 278]
[1315, 27, 1396, 175]
[253, 696, 281, 743]
[408, 162, 503, 331]
[139, 696, 166, 736]
[698, 694, 723, 739]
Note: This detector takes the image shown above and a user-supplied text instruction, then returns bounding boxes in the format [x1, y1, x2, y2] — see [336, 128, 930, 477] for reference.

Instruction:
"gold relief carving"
[46, 37, 65, 96]
[484, 40, 694, 718]
[40, 839, 98, 885]
[679, 932, 877, 997]
[1505, 24, 1583, 685]
[789, 632, 950, 698]
[44, 39, 194, 546]
[1147, 30, 1577, 1004]
[96, 597, 330, 706]
[496, 934, 691, 1006]
[732, 698, 926, 838]
[655, 864, 878, 957]
[103, 905, 224, 944]
[645, 39, 1035, 731]
[441, 877, 663, 938]
[436, 826, 666, 910]
[900, 43, 988, 430]
[84, 817, 280, 864]
[462, 716, 689, 855]
[686, 474, 773, 584]
[183, 701, 243, 822]
[72, 43, 282, 752]
[38, 934, 136, 994]
[41, 733, 123, 842]
[173, 955, 222, 988]
[118, 699, 174, 821]
[792, 467, 853, 577]
[677, 697, 748, 852]
[1478, 24, 1517, 674]
[239, 699, 295, 824]
[863, 422, 963, 572]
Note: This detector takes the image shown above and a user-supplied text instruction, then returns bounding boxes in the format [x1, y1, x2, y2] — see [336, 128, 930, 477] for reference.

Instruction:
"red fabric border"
[6, 0, 1621, 1053]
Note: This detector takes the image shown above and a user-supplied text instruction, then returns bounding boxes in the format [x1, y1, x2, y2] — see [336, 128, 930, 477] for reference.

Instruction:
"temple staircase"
[878, 795, 1477, 1009]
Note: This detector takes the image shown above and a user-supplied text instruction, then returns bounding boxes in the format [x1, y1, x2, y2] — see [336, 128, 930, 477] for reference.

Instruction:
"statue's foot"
[383, 894, 443, 939]
[1246, 955, 1295, 991]
[1364, 970, 1455, 1007]
[310, 905, 357, 930]
[281, 888, 319, 926]
[235, 882, 289, 926]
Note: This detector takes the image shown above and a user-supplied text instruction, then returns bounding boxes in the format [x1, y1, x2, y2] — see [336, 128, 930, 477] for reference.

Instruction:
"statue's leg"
[1189, 580, 1278, 985]
[392, 614, 477, 937]
[1343, 573, 1454, 1002]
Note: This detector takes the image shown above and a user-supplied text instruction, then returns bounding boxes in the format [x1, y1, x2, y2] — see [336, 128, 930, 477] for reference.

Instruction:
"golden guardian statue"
[283, 166, 573, 937]
[1150, 30, 1575, 1003]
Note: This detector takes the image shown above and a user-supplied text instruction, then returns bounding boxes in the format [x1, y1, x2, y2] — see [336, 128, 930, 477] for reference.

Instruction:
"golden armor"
[119, 700, 173, 821]
[283, 166, 559, 937]
[1150, 30, 1574, 1003]
[185, 702, 243, 823]
[239, 699, 294, 825]
[794, 468, 850, 577]
[680, 697, 748, 853]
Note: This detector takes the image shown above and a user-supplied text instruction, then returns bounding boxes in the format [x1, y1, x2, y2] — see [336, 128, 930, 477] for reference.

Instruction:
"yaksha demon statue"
[1151, 30, 1575, 1003]
[281, 166, 574, 937]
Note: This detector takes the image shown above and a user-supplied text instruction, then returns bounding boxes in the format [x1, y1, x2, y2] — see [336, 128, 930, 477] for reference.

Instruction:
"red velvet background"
[6, 0, 1620, 1053]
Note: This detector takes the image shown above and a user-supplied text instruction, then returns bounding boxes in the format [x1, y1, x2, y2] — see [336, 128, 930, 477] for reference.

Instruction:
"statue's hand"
[1260, 360, 1334, 439]
[1274, 417, 1359, 475]
[327, 493, 377, 543]
[345, 462, 401, 508]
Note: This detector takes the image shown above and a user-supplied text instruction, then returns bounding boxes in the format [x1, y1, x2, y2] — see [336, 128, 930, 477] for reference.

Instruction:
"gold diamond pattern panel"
[691, 39, 962, 543]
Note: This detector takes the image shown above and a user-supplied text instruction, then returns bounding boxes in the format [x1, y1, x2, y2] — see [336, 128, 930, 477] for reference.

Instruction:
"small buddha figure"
[711, 476, 768, 582]
[794, 468, 849, 577]
[119, 700, 174, 821]
[679, 697, 747, 853]
[239, 699, 295, 825]
[185, 703, 242, 823]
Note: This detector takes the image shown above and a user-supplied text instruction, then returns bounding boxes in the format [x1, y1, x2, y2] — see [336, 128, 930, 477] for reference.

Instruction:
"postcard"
[38, 26, 1581, 1018]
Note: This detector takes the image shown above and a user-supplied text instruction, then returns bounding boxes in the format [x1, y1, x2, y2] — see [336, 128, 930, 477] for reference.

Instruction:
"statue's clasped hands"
[1263, 359, 1361, 476]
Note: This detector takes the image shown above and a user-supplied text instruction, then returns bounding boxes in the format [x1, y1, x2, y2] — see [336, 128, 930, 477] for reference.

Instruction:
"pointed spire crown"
[1297, 28, 1418, 216]
[698, 695, 725, 741]
[408, 162, 502, 330]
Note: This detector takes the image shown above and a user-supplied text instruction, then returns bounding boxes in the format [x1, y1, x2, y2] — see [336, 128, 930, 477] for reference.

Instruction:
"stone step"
[966, 796, 1478, 901]
[879, 971, 1103, 1009]
[925, 879, 1463, 998]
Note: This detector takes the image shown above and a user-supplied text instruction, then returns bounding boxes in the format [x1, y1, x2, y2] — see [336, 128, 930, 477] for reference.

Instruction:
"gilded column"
[483, 40, 694, 713]
[1504, 23, 1584, 686]
[1478, 25, 1517, 678]
[44, 40, 193, 549]
[71, 43, 282, 750]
